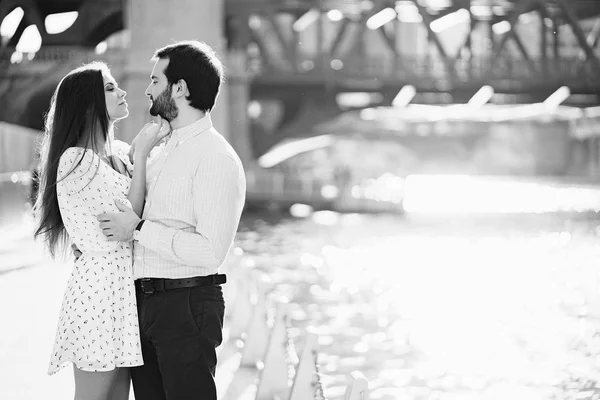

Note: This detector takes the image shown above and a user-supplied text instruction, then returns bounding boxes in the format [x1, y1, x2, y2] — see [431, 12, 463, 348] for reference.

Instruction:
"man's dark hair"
[153, 40, 224, 113]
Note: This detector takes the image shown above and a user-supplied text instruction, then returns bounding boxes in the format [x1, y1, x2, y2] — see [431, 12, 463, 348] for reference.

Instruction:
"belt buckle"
[140, 278, 154, 294]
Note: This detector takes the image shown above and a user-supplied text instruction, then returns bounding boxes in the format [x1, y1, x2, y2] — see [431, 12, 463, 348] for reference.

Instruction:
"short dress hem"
[48, 358, 144, 375]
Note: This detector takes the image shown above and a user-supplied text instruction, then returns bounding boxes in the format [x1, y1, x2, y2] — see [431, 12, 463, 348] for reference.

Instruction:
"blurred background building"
[1, 0, 600, 213]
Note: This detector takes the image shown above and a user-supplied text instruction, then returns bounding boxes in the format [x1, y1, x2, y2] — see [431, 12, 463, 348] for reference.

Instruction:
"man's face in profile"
[146, 58, 179, 121]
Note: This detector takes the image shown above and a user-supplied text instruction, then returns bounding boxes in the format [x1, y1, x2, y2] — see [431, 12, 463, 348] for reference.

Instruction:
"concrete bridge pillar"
[225, 51, 254, 168]
[120, 0, 233, 150]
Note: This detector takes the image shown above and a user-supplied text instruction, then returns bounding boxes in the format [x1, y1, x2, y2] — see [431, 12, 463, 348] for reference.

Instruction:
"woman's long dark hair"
[34, 61, 112, 258]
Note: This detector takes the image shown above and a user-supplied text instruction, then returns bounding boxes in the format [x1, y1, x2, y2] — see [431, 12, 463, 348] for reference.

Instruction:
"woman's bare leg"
[109, 367, 131, 400]
[73, 365, 119, 400]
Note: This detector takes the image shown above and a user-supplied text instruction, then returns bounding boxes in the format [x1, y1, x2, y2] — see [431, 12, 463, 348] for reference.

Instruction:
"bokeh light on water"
[403, 175, 600, 214]
[237, 176, 600, 400]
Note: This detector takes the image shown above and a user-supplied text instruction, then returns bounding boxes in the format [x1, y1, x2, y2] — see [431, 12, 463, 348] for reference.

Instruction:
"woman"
[34, 61, 169, 400]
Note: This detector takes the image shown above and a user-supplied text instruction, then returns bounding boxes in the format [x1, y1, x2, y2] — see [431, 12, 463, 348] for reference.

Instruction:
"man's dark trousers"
[131, 283, 225, 400]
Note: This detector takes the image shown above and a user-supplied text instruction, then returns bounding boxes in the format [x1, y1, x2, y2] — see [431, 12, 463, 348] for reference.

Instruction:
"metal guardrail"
[221, 261, 371, 399]
[2, 46, 599, 90]
[252, 53, 600, 89]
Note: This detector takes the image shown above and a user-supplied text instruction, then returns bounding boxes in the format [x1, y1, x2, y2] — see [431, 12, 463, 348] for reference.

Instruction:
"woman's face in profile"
[102, 71, 129, 121]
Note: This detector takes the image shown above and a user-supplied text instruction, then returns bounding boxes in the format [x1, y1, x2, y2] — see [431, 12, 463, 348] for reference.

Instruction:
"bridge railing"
[251, 52, 600, 90]
[3, 45, 598, 90]
[220, 258, 371, 399]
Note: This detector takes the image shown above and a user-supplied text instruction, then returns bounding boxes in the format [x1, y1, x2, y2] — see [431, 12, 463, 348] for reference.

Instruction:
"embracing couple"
[33, 40, 246, 400]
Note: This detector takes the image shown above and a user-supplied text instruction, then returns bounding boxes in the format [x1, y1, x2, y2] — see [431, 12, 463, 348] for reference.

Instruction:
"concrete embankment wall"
[468, 119, 572, 175]
[0, 122, 40, 175]
[382, 119, 587, 176]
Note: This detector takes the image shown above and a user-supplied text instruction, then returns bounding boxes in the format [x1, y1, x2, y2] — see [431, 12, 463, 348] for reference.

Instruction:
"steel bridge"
[1, 0, 600, 156]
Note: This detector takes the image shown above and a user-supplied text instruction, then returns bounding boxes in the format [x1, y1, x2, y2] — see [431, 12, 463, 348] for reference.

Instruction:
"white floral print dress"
[48, 144, 143, 375]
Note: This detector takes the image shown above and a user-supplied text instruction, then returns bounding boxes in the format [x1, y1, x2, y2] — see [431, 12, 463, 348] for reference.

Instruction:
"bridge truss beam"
[226, 0, 600, 94]
[1, 0, 599, 94]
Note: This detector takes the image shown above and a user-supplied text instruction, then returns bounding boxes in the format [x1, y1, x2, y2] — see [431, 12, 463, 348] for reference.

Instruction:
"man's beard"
[149, 85, 179, 121]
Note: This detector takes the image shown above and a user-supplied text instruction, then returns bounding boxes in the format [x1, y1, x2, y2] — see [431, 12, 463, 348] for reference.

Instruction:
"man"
[97, 40, 246, 399]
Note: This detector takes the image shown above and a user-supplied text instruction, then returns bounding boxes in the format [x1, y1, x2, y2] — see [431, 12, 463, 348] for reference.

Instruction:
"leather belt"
[135, 274, 226, 294]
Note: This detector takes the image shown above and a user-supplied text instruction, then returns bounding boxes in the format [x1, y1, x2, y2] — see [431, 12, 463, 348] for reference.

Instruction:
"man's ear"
[173, 79, 189, 99]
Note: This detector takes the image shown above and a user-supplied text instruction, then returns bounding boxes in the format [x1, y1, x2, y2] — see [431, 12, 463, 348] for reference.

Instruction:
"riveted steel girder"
[409, 0, 457, 78]
[3, 0, 600, 94]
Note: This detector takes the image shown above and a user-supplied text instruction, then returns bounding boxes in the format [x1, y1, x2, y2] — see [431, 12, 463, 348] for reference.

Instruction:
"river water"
[234, 176, 600, 400]
[2, 175, 600, 400]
